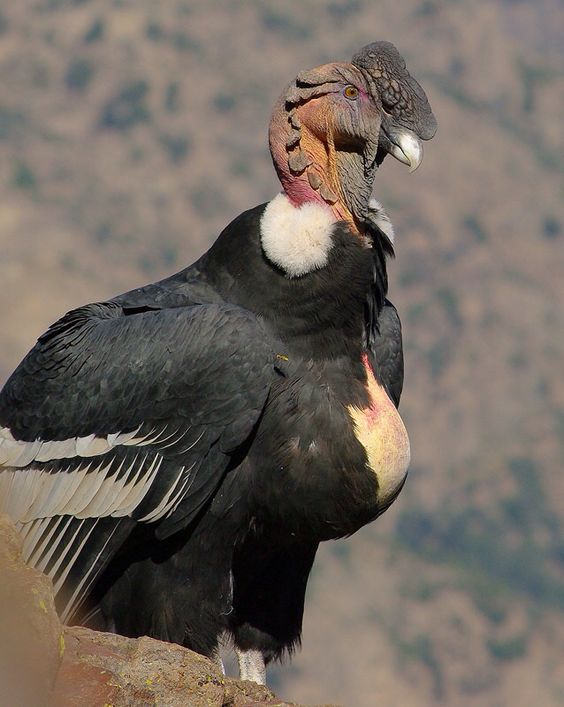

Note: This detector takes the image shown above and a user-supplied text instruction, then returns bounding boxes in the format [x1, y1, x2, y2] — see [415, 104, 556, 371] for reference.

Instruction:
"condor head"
[268, 41, 437, 234]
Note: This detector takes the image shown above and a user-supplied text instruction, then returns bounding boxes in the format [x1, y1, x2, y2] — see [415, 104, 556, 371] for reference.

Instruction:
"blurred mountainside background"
[0, 1, 562, 705]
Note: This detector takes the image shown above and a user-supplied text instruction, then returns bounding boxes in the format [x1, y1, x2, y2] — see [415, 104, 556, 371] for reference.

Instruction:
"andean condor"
[0, 41, 436, 683]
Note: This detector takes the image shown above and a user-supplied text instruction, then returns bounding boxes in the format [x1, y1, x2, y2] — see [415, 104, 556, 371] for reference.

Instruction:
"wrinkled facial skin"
[299, 81, 381, 160]
[292, 64, 382, 173]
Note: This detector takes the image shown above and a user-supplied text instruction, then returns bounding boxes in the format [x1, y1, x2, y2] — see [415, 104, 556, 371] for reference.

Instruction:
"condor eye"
[343, 85, 359, 100]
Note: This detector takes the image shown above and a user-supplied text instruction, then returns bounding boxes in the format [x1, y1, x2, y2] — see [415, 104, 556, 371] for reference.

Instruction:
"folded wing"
[0, 300, 279, 620]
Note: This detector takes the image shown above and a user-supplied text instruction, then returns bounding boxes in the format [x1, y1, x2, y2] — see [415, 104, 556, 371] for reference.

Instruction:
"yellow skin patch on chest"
[348, 356, 410, 506]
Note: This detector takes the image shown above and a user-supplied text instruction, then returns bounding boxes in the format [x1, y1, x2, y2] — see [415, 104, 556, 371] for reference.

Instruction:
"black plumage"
[0, 203, 397, 656]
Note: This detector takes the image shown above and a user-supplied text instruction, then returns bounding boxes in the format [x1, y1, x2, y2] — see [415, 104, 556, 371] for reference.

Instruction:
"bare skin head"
[269, 42, 437, 235]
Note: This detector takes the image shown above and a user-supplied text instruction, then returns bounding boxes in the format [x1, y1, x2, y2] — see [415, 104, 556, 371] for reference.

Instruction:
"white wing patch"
[0, 420, 210, 523]
[0, 451, 184, 523]
[0, 422, 205, 522]
[0, 422, 204, 620]
[0, 423, 172, 467]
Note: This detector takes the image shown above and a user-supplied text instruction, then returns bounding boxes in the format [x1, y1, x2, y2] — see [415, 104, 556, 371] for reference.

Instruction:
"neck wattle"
[280, 172, 325, 210]
[269, 106, 359, 231]
[278, 158, 357, 230]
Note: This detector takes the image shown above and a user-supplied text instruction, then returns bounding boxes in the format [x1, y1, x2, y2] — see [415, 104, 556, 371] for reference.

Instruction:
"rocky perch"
[0, 515, 332, 707]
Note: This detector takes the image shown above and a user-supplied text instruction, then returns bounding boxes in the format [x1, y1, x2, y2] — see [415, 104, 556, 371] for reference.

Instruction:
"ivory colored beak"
[388, 130, 423, 172]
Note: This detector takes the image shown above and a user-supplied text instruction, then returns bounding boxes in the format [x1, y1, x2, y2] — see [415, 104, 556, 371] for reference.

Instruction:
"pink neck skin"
[268, 104, 354, 226]
[282, 173, 324, 208]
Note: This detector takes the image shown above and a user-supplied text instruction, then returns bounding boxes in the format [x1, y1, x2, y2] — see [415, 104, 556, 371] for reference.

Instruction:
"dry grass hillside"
[0, 1, 563, 705]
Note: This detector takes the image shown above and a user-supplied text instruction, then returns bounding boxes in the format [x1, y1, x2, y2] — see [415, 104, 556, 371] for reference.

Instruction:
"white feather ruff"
[260, 193, 336, 278]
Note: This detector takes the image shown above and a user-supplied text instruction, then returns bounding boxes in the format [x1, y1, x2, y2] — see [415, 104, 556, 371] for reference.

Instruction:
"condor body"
[0, 41, 435, 682]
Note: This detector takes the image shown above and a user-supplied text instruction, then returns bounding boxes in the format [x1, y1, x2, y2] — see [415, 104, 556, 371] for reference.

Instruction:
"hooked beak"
[385, 127, 423, 173]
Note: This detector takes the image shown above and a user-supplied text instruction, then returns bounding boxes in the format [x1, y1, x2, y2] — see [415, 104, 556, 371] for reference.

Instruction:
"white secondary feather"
[1, 447, 177, 523]
[86, 457, 131, 515]
[47, 519, 87, 579]
[164, 472, 196, 516]
[34, 516, 73, 572]
[0, 423, 177, 468]
[47, 464, 92, 518]
[115, 454, 162, 517]
[34, 439, 78, 463]
[26, 516, 66, 566]
[260, 192, 336, 278]
[144, 426, 189, 451]
[0, 418, 201, 618]
[107, 453, 147, 516]
[37, 464, 90, 519]
[3, 466, 41, 519]
[52, 520, 99, 595]
[107, 426, 142, 447]
[139, 463, 186, 522]
[18, 515, 49, 551]
[10, 439, 43, 467]
[62, 461, 106, 517]
[125, 424, 182, 448]
[176, 428, 206, 454]
[79, 460, 127, 518]
[34, 463, 77, 519]
[0, 418, 206, 524]
[59, 521, 121, 624]
[75, 434, 113, 457]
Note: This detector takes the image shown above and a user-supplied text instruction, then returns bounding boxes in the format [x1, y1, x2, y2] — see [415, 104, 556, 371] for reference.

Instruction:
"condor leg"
[230, 536, 318, 682]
